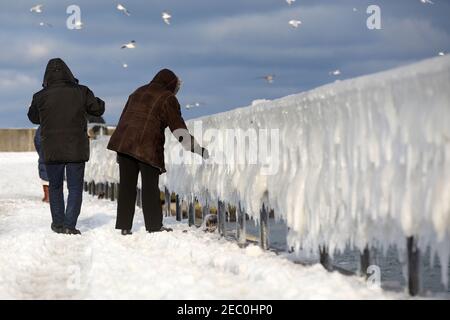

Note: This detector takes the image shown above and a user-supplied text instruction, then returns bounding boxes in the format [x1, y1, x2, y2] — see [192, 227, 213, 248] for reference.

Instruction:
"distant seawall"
[0, 129, 36, 152]
[0, 127, 115, 152]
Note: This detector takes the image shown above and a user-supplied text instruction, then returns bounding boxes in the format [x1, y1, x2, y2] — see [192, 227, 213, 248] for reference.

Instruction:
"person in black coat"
[28, 58, 105, 235]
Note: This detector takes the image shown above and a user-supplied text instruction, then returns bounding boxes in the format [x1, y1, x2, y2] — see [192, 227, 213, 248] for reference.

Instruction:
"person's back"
[28, 58, 105, 235]
[28, 58, 105, 163]
[108, 69, 202, 173]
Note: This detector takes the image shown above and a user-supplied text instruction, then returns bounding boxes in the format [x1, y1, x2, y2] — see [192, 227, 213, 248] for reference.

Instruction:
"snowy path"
[0, 153, 404, 299]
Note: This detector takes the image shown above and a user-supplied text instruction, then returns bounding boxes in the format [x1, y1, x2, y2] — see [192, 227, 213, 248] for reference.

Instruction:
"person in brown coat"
[107, 69, 208, 235]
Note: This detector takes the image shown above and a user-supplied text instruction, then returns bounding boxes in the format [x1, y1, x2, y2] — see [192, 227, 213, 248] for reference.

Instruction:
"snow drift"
[86, 56, 450, 285]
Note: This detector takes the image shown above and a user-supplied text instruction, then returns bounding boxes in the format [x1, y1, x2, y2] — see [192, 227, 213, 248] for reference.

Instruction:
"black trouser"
[116, 153, 162, 232]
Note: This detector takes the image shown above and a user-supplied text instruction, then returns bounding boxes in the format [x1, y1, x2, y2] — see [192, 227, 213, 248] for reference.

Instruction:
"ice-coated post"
[175, 194, 181, 221]
[202, 199, 209, 221]
[237, 202, 246, 248]
[164, 187, 171, 217]
[84, 181, 88, 192]
[360, 245, 371, 278]
[319, 245, 332, 271]
[218, 200, 226, 237]
[407, 236, 421, 296]
[188, 197, 195, 227]
[260, 203, 269, 250]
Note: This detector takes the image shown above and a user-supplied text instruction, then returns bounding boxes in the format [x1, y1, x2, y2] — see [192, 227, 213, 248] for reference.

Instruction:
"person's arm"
[85, 87, 105, 117]
[165, 95, 208, 158]
[27, 94, 40, 125]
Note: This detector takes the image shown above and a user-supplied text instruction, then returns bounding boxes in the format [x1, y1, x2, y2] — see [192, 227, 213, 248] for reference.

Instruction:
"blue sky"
[0, 0, 449, 127]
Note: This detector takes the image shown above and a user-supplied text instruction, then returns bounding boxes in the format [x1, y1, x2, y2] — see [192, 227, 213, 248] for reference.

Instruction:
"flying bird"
[30, 4, 43, 13]
[117, 4, 131, 16]
[420, 0, 434, 4]
[74, 21, 84, 30]
[330, 70, 341, 76]
[38, 22, 53, 28]
[286, 0, 296, 5]
[121, 40, 136, 49]
[259, 75, 275, 84]
[289, 20, 302, 28]
[185, 102, 205, 110]
[122, 63, 129, 68]
[162, 12, 172, 25]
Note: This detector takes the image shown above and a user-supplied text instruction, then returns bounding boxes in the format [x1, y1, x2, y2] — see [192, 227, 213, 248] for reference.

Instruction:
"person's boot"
[121, 229, 132, 236]
[63, 227, 82, 235]
[42, 185, 50, 203]
[148, 226, 173, 233]
[51, 223, 64, 234]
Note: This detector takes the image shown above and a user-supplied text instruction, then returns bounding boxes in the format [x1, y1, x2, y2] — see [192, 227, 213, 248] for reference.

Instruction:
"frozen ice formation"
[86, 56, 450, 286]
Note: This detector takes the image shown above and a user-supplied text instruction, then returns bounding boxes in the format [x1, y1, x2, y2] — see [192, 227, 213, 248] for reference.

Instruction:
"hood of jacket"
[43, 58, 78, 88]
[149, 69, 179, 93]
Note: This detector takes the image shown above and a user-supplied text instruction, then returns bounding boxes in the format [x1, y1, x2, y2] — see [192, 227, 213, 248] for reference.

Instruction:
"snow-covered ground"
[0, 152, 407, 299]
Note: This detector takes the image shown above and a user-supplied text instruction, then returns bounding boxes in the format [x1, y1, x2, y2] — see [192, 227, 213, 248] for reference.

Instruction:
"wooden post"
[260, 203, 269, 250]
[164, 188, 171, 217]
[175, 194, 181, 221]
[218, 200, 226, 237]
[360, 245, 371, 278]
[407, 236, 421, 296]
[188, 196, 195, 227]
[319, 245, 332, 271]
[236, 202, 246, 248]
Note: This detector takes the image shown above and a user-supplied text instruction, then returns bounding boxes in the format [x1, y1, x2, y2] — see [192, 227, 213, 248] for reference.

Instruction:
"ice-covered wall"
[86, 56, 450, 285]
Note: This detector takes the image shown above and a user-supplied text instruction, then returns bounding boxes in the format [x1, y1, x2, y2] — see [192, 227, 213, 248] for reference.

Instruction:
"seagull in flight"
[289, 20, 302, 28]
[162, 12, 172, 25]
[121, 40, 136, 49]
[329, 70, 341, 76]
[286, 0, 296, 5]
[117, 4, 131, 16]
[30, 4, 43, 13]
[259, 74, 275, 84]
[420, 0, 434, 4]
[38, 22, 53, 28]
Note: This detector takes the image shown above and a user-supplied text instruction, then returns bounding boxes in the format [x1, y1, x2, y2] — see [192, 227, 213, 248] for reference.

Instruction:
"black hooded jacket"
[28, 58, 105, 163]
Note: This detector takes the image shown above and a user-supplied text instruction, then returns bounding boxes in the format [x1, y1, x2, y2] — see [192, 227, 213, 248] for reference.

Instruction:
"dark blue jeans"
[45, 162, 85, 229]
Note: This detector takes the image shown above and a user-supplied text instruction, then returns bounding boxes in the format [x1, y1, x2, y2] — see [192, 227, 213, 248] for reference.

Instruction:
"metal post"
[237, 202, 246, 248]
[109, 183, 116, 201]
[202, 199, 209, 221]
[260, 203, 269, 250]
[407, 236, 421, 296]
[175, 194, 181, 221]
[84, 181, 88, 192]
[360, 245, 371, 278]
[164, 188, 171, 217]
[136, 188, 142, 208]
[188, 196, 195, 227]
[218, 200, 226, 237]
[319, 245, 332, 271]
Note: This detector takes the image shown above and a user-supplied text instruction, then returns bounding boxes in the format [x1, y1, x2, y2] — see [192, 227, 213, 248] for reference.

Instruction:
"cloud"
[0, 0, 449, 127]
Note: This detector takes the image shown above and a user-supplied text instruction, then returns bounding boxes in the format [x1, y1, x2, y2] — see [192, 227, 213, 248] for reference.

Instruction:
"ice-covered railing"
[86, 56, 450, 289]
